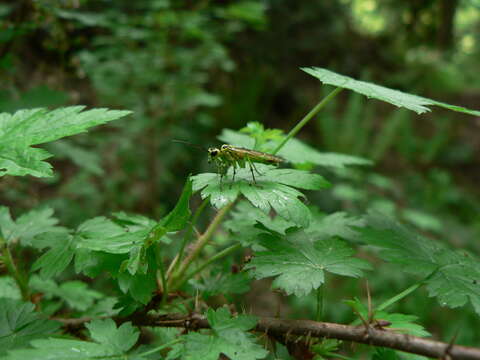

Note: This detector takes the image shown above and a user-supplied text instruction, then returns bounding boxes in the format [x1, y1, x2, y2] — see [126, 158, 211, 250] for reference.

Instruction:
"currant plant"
[1, 69, 480, 360]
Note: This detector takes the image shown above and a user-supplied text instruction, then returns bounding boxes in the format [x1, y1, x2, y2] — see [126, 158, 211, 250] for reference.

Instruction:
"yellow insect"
[207, 144, 284, 184]
[173, 140, 284, 184]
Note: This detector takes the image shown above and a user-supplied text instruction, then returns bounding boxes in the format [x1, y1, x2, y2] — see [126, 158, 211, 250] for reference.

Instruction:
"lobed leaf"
[31, 229, 75, 278]
[358, 212, 480, 315]
[29, 276, 103, 311]
[0, 106, 132, 177]
[76, 180, 192, 276]
[245, 229, 371, 297]
[0, 276, 21, 300]
[4, 319, 139, 360]
[223, 201, 295, 246]
[171, 308, 267, 360]
[0, 299, 60, 356]
[0, 207, 61, 246]
[189, 270, 251, 299]
[302, 67, 480, 116]
[86, 319, 139, 354]
[307, 211, 365, 242]
[192, 165, 329, 228]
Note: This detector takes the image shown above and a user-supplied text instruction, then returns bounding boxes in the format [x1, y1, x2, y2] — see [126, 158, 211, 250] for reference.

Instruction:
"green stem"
[170, 201, 235, 289]
[0, 236, 29, 300]
[136, 338, 182, 357]
[176, 243, 242, 288]
[377, 280, 425, 312]
[315, 286, 324, 322]
[154, 243, 168, 306]
[272, 87, 343, 155]
[325, 352, 355, 360]
[167, 197, 210, 279]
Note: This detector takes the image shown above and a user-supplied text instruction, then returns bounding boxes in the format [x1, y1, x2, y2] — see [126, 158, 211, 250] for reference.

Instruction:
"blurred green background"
[1, 0, 480, 348]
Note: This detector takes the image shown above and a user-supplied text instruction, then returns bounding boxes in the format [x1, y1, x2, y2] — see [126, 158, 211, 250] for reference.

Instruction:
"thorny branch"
[56, 312, 480, 360]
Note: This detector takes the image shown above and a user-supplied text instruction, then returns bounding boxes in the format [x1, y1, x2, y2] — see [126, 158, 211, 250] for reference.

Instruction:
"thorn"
[441, 328, 460, 360]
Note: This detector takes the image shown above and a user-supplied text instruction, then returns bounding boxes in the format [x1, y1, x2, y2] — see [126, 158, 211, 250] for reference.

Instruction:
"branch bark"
[56, 313, 480, 360]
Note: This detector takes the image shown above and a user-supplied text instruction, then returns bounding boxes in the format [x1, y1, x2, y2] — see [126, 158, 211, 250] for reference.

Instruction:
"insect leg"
[246, 158, 257, 184]
[230, 163, 237, 188]
[251, 161, 263, 176]
[216, 161, 226, 190]
[219, 171, 224, 190]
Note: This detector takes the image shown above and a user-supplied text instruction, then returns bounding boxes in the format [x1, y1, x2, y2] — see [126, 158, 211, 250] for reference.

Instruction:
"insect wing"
[226, 146, 284, 164]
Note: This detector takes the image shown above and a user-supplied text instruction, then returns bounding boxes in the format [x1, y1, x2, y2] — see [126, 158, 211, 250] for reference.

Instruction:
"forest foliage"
[1, 1, 480, 359]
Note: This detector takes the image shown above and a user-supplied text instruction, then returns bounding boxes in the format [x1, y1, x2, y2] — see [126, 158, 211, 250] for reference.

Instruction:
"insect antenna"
[172, 139, 208, 151]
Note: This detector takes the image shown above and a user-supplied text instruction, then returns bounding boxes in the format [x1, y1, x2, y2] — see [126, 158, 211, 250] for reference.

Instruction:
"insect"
[173, 140, 284, 185]
[208, 144, 284, 184]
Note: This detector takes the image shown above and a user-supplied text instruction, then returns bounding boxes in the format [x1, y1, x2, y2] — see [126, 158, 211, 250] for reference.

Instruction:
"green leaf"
[29, 276, 103, 311]
[5, 319, 139, 360]
[86, 319, 139, 354]
[358, 213, 480, 315]
[239, 122, 284, 149]
[192, 165, 329, 227]
[401, 209, 443, 232]
[0, 106, 132, 177]
[302, 67, 480, 116]
[307, 211, 365, 242]
[117, 270, 157, 305]
[82, 297, 120, 318]
[77, 180, 192, 276]
[74, 249, 125, 278]
[189, 270, 251, 299]
[312, 339, 342, 360]
[224, 201, 295, 246]
[75, 213, 156, 275]
[219, 129, 372, 168]
[172, 308, 267, 360]
[0, 207, 61, 245]
[146, 177, 193, 259]
[73, 217, 157, 305]
[345, 298, 430, 337]
[0, 298, 60, 356]
[47, 139, 104, 175]
[225, 1, 267, 27]
[0, 276, 21, 300]
[245, 229, 371, 296]
[372, 348, 403, 360]
[158, 177, 193, 232]
[76, 215, 155, 255]
[31, 229, 75, 278]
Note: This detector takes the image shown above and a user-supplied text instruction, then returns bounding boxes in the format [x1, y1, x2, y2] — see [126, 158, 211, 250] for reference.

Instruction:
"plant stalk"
[175, 243, 242, 288]
[136, 338, 182, 357]
[166, 197, 210, 280]
[0, 236, 29, 300]
[169, 201, 235, 289]
[377, 280, 425, 312]
[272, 87, 343, 155]
[154, 243, 169, 306]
